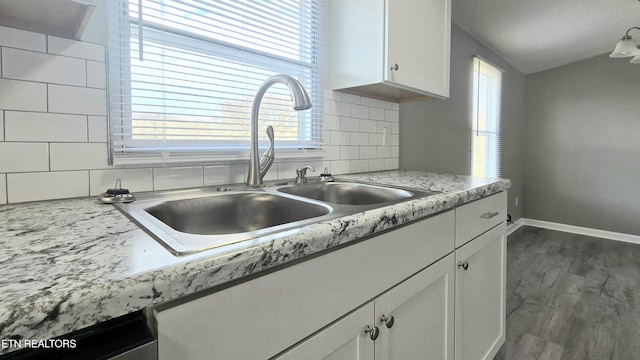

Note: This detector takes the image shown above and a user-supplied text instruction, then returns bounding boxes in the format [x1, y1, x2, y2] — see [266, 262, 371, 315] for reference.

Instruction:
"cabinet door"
[273, 303, 374, 360]
[455, 223, 506, 360]
[376, 253, 455, 360]
[385, 0, 451, 97]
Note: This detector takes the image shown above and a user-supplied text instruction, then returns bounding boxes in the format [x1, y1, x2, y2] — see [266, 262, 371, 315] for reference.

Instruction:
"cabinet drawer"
[455, 192, 506, 248]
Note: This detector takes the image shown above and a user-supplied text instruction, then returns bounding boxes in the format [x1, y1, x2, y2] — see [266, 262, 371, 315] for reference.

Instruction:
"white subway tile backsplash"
[88, 116, 108, 142]
[368, 107, 385, 121]
[204, 164, 246, 186]
[86, 60, 106, 89]
[153, 167, 204, 190]
[5, 112, 87, 142]
[384, 109, 399, 122]
[47, 36, 105, 61]
[48, 85, 106, 115]
[361, 97, 378, 107]
[89, 168, 154, 196]
[322, 145, 340, 160]
[391, 134, 399, 146]
[376, 146, 392, 159]
[369, 133, 383, 146]
[0, 79, 47, 111]
[360, 146, 377, 159]
[340, 146, 360, 160]
[350, 132, 368, 146]
[0, 26, 46, 52]
[0, 143, 49, 172]
[377, 121, 392, 133]
[391, 146, 399, 158]
[359, 119, 377, 133]
[326, 160, 350, 175]
[2, 48, 86, 86]
[341, 93, 361, 104]
[7, 171, 88, 202]
[384, 158, 399, 170]
[0, 32, 399, 203]
[329, 100, 350, 116]
[378, 100, 395, 110]
[329, 130, 350, 146]
[340, 117, 359, 132]
[323, 114, 340, 131]
[369, 159, 384, 172]
[350, 104, 369, 119]
[350, 159, 369, 173]
[50, 143, 108, 170]
[0, 174, 6, 204]
[277, 160, 323, 180]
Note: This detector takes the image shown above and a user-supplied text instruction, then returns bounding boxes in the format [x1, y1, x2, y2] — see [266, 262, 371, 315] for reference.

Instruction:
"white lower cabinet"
[455, 220, 507, 360]
[153, 192, 508, 360]
[274, 254, 455, 360]
[155, 211, 455, 360]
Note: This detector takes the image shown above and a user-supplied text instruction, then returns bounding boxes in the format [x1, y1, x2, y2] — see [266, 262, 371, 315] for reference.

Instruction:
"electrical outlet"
[383, 127, 391, 146]
[515, 196, 519, 207]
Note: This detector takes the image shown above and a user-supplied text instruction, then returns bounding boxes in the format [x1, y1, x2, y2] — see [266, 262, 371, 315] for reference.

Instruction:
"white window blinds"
[471, 56, 503, 178]
[107, 0, 323, 165]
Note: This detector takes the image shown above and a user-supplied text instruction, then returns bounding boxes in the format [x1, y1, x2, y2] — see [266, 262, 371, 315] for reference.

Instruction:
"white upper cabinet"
[0, 0, 95, 40]
[331, 0, 451, 101]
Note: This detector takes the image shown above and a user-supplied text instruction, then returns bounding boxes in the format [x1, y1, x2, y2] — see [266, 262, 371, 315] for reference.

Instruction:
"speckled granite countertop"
[0, 170, 510, 348]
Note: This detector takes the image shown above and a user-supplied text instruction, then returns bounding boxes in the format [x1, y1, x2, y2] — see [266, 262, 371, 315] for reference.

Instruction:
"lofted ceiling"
[451, 0, 640, 74]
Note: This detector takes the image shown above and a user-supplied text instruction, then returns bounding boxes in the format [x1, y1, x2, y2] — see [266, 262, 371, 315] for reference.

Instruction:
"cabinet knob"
[379, 314, 395, 328]
[364, 325, 380, 340]
[458, 261, 469, 270]
[390, 63, 399, 71]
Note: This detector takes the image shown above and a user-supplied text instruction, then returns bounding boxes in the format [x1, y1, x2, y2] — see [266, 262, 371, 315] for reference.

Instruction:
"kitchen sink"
[115, 181, 440, 256]
[146, 192, 330, 235]
[278, 181, 416, 205]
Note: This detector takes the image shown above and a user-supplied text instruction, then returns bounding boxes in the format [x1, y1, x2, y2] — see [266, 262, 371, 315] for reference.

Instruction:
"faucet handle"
[295, 165, 316, 184]
[259, 126, 275, 178]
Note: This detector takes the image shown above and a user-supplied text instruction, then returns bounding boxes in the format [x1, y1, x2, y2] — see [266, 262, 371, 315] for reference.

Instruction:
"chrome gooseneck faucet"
[246, 74, 312, 186]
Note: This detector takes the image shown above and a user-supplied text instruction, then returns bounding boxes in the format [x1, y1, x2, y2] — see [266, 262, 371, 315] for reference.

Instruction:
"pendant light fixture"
[610, 27, 640, 63]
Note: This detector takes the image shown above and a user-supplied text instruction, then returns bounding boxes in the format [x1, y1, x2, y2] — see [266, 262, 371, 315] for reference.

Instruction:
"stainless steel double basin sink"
[115, 181, 440, 255]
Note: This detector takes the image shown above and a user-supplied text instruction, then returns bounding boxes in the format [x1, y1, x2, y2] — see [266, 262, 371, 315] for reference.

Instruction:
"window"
[107, 0, 323, 165]
[471, 56, 503, 178]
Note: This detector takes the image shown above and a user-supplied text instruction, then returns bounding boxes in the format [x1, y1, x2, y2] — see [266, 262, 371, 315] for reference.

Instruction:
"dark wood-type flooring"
[494, 226, 640, 360]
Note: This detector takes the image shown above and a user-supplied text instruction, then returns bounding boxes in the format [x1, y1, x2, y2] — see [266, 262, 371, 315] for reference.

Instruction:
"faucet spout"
[247, 74, 312, 186]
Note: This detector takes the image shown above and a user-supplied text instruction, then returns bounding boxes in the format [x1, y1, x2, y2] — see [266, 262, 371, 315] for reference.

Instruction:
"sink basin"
[146, 192, 330, 235]
[116, 190, 333, 255]
[278, 182, 415, 205]
[115, 181, 441, 256]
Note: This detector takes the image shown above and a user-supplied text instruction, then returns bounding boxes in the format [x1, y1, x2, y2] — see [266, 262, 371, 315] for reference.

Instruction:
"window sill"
[111, 149, 325, 167]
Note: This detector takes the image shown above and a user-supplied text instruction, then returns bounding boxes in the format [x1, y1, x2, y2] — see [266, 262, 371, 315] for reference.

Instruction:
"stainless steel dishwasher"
[0, 311, 156, 360]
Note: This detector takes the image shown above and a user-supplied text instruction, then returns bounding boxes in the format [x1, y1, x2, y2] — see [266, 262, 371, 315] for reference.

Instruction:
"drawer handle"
[380, 314, 395, 329]
[480, 211, 500, 220]
[458, 261, 469, 270]
[364, 325, 380, 340]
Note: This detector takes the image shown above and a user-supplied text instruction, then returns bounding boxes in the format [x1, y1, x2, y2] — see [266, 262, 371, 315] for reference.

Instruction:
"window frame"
[107, 0, 323, 166]
[470, 55, 503, 178]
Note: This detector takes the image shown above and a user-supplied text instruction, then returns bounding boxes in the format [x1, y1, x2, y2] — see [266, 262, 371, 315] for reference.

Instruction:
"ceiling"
[451, 0, 640, 74]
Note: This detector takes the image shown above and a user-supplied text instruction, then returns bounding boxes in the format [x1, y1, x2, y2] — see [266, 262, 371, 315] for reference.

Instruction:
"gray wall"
[400, 24, 526, 221]
[524, 54, 640, 235]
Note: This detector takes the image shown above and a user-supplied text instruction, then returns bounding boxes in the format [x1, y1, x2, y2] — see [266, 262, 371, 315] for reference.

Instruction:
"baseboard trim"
[506, 218, 524, 236]
[521, 218, 640, 245]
